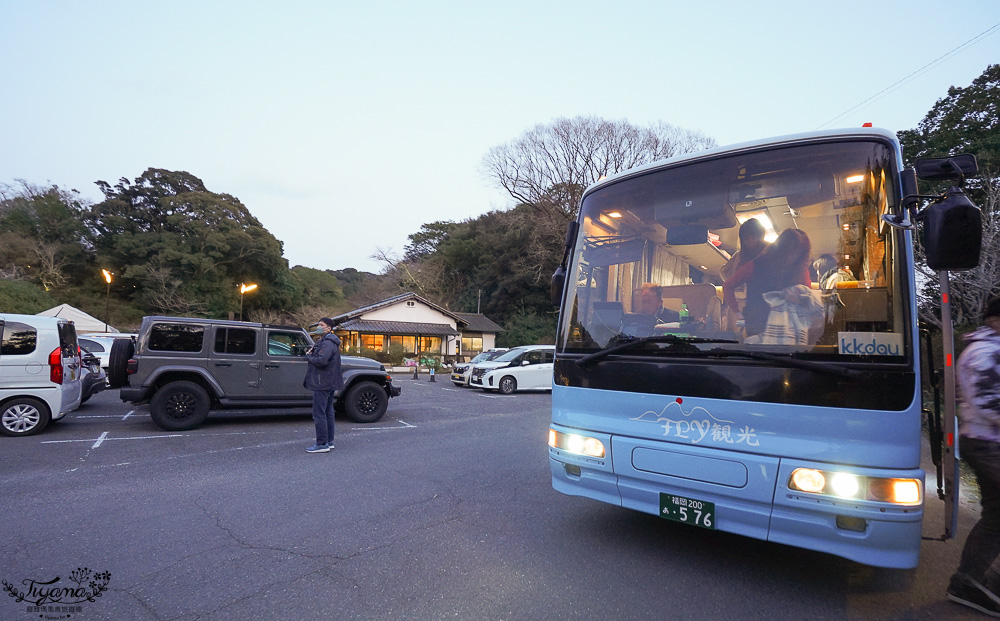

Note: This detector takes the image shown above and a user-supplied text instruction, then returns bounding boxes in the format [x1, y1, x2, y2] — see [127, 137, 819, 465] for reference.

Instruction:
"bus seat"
[659, 283, 721, 322]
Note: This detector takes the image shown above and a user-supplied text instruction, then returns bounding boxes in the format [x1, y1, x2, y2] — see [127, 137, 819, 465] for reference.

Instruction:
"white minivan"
[0, 313, 83, 436]
[470, 345, 555, 394]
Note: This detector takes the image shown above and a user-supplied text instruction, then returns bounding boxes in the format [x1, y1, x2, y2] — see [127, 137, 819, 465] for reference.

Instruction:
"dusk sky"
[2, 1, 997, 273]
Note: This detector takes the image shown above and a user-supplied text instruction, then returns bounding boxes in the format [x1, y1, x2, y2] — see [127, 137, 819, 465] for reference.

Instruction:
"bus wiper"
[575, 334, 738, 366]
[703, 348, 860, 378]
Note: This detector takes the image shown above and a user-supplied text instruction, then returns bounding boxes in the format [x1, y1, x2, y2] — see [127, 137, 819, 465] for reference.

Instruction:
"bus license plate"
[659, 494, 715, 530]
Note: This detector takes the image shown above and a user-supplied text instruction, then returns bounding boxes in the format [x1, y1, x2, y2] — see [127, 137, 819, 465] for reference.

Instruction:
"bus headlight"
[830, 473, 860, 499]
[788, 468, 921, 505]
[548, 429, 605, 458]
[790, 468, 825, 493]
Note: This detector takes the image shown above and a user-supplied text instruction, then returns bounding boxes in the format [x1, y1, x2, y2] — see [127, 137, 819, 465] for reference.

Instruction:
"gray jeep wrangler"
[111, 316, 400, 431]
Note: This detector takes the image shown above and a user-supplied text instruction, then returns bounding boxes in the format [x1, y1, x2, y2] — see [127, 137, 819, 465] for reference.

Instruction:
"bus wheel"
[499, 376, 517, 395]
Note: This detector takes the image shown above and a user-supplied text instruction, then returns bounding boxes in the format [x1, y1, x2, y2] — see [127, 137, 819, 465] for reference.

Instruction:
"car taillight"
[49, 348, 64, 384]
[126, 359, 138, 374]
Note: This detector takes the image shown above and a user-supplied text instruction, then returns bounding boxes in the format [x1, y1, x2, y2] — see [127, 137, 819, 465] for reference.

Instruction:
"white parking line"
[357, 420, 416, 430]
[122, 409, 135, 421]
[42, 430, 267, 444]
[92, 431, 109, 449]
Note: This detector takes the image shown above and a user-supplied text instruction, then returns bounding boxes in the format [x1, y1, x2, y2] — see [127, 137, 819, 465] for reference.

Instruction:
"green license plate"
[659, 494, 716, 530]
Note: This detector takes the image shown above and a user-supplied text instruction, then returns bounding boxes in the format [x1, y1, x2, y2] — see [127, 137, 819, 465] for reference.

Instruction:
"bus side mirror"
[911, 153, 982, 271]
[915, 154, 978, 180]
[551, 265, 565, 307]
[901, 168, 919, 210]
[922, 187, 982, 271]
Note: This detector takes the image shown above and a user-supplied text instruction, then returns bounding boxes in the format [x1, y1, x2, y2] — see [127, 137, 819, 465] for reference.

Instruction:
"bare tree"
[286, 305, 331, 329]
[144, 265, 206, 316]
[33, 244, 68, 291]
[481, 116, 717, 220]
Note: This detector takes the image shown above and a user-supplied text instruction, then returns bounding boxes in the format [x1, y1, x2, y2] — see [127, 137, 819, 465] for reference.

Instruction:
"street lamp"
[102, 269, 113, 332]
[239, 283, 258, 321]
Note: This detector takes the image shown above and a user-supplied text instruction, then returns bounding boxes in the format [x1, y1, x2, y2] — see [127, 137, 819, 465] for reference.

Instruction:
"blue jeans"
[951, 437, 1000, 588]
[312, 390, 337, 446]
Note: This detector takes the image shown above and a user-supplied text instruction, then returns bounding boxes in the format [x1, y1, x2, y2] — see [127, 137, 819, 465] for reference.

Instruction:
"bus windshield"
[559, 139, 908, 363]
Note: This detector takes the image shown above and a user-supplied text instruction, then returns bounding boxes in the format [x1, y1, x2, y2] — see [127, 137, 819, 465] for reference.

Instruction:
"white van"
[0, 313, 83, 436]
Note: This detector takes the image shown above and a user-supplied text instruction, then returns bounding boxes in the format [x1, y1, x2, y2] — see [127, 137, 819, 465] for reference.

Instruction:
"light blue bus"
[548, 128, 980, 568]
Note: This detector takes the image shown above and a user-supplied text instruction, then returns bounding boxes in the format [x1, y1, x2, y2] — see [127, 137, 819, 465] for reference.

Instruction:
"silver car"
[79, 334, 137, 375]
[450, 349, 508, 386]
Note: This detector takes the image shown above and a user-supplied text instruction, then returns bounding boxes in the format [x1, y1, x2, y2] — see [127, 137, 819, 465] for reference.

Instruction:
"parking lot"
[0, 375, 565, 620]
[8, 372, 539, 468]
[0, 375, 981, 620]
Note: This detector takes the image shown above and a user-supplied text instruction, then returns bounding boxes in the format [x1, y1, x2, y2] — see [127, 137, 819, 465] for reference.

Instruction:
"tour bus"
[547, 127, 981, 569]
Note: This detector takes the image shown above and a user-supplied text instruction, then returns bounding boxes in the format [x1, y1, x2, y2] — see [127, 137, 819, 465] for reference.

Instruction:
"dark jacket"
[304, 332, 345, 392]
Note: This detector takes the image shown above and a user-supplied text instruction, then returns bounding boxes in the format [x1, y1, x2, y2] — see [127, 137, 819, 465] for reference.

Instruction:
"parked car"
[79, 333, 137, 375]
[79, 347, 107, 404]
[469, 345, 555, 394]
[467, 346, 528, 388]
[450, 348, 508, 386]
[0, 313, 84, 436]
[114, 316, 401, 431]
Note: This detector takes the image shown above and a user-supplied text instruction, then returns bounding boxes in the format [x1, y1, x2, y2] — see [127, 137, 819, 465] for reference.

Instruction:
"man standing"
[948, 296, 1000, 616]
[304, 317, 344, 454]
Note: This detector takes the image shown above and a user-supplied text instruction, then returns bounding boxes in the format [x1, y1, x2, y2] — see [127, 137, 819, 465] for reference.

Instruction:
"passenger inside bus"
[720, 218, 768, 282]
[722, 228, 815, 338]
[720, 218, 770, 333]
[633, 284, 681, 324]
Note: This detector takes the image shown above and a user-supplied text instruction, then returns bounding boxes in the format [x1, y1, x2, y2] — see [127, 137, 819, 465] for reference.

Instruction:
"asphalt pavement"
[0, 374, 988, 620]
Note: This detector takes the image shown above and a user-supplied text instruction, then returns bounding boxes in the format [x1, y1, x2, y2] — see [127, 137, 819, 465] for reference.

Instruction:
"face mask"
[310, 327, 324, 335]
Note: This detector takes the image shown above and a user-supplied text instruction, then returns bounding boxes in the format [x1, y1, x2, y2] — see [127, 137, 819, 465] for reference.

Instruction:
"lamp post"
[102, 269, 113, 332]
[239, 283, 258, 321]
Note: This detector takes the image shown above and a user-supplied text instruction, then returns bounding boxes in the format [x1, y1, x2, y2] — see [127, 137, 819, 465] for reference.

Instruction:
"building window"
[419, 336, 441, 352]
[461, 336, 483, 353]
[389, 335, 416, 353]
[361, 334, 385, 351]
[342, 332, 358, 350]
[406, 301, 415, 307]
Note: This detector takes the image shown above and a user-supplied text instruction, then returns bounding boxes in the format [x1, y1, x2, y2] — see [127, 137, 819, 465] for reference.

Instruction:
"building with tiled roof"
[329, 293, 502, 362]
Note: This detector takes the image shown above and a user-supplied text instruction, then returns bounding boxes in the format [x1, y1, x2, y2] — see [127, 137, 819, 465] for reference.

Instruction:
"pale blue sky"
[2, 1, 998, 273]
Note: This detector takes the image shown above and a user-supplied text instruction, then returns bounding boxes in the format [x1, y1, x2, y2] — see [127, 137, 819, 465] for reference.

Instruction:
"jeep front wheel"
[150, 381, 210, 431]
[343, 381, 388, 423]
